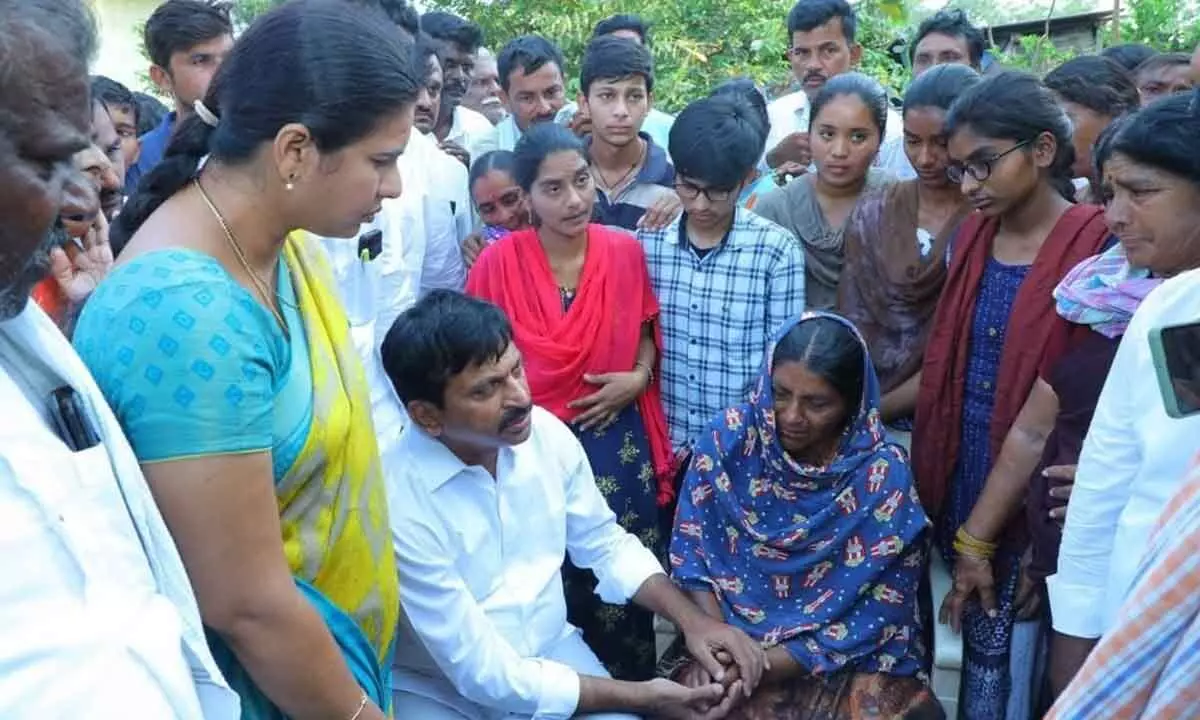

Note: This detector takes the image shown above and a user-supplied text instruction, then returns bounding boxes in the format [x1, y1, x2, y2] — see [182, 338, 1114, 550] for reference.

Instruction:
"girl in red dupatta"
[466, 124, 672, 682]
[837, 65, 980, 434]
[911, 73, 1109, 720]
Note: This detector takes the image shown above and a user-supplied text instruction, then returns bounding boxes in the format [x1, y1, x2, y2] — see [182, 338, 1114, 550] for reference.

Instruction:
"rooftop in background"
[982, 9, 1116, 55]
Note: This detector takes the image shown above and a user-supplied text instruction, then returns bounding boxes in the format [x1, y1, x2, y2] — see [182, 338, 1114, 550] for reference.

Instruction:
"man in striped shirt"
[1048, 454, 1200, 719]
[638, 96, 806, 452]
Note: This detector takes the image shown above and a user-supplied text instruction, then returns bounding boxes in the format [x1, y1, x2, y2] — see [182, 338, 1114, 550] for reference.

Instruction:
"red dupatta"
[466, 225, 676, 503]
[912, 204, 1109, 520]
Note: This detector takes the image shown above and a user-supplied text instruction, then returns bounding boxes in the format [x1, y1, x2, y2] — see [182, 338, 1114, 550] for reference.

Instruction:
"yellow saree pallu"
[269, 234, 400, 710]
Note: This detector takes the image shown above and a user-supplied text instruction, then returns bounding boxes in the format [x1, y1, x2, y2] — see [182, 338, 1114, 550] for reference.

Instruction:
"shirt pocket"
[0, 439, 148, 605]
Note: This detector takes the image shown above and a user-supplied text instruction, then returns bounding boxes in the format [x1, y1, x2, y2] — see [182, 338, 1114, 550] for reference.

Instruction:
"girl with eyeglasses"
[911, 71, 1110, 720]
[753, 72, 894, 311]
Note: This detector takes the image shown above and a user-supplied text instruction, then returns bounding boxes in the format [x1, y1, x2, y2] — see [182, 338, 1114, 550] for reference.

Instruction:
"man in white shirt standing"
[464, 47, 508, 125]
[0, 0, 237, 716]
[1048, 266, 1200, 691]
[380, 291, 767, 720]
[420, 11, 495, 166]
[764, 0, 906, 177]
[472, 35, 570, 157]
[412, 34, 473, 296]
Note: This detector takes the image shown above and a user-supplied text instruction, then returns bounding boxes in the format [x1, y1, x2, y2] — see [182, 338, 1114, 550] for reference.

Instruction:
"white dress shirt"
[764, 89, 908, 176]
[471, 114, 523, 158]
[0, 301, 238, 718]
[386, 407, 665, 719]
[1049, 267, 1200, 638]
[447, 105, 498, 164]
[409, 132, 472, 297]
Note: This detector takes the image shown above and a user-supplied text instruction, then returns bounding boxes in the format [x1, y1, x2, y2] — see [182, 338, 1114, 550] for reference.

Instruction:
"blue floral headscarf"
[670, 312, 930, 677]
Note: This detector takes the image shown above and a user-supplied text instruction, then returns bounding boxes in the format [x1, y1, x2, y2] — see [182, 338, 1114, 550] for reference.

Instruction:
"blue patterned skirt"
[563, 402, 663, 681]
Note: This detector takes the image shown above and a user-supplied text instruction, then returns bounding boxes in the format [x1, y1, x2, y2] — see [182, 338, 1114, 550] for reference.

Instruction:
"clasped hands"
[654, 620, 769, 720]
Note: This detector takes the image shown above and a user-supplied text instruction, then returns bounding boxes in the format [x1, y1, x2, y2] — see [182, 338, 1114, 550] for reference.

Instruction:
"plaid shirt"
[1047, 455, 1200, 720]
[638, 209, 805, 450]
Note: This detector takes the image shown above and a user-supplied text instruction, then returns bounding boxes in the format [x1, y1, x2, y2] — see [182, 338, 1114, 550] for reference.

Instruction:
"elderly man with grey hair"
[0, 0, 237, 716]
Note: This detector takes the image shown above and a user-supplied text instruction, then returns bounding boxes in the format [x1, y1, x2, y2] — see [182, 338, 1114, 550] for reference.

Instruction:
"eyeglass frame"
[674, 180, 736, 203]
[944, 138, 1034, 184]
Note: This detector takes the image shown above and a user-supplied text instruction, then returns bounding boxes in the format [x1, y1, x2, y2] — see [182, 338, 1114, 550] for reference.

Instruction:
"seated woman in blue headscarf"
[668, 312, 940, 719]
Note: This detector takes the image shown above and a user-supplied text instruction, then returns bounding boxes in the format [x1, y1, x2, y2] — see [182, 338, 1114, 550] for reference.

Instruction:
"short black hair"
[787, 0, 856, 42]
[496, 35, 565, 92]
[381, 289, 514, 407]
[910, 8, 984, 67]
[413, 31, 439, 84]
[1043, 55, 1139, 117]
[133, 92, 169, 134]
[579, 36, 654, 96]
[711, 77, 769, 156]
[420, 11, 483, 53]
[352, 0, 419, 36]
[593, 13, 649, 45]
[669, 95, 762, 190]
[1100, 43, 1158, 73]
[143, 0, 233, 70]
[91, 75, 137, 119]
[1134, 52, 1192, 78]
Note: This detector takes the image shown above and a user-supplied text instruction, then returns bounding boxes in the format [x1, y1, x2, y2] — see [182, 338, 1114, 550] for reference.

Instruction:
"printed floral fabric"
[670, 312, 930, 677]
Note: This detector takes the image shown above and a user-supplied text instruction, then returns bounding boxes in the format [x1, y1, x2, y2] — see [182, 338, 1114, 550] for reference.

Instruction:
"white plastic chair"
[929, 552, 963, 718]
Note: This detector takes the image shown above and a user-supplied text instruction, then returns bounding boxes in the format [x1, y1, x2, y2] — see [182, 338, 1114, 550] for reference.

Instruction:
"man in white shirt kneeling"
[380, 290, 767, 720]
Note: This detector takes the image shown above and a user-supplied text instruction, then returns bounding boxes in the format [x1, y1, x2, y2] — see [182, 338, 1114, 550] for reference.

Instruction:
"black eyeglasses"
[945, 139, 1032, 184]
[674, 181, 735, 203]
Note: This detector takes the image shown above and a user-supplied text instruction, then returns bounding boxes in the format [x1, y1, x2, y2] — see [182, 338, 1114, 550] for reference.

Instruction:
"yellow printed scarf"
[277, 234, 399, 666]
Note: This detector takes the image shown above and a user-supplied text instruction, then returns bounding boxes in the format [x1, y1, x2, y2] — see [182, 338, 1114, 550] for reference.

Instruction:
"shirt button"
[689, 339, 697, 345]
[691, 304, 699, 310]
[988, 327, 998, 337]
[982, 381, 992, 390]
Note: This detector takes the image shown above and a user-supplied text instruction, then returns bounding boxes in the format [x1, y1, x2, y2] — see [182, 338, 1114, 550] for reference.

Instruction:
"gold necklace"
[194, 178, 293, 334]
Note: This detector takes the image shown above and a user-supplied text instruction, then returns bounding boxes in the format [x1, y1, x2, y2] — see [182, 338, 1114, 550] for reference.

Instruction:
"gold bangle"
[954, 527, 997, 559]
[953, 538, 994, 560]
[348, 693, 369, 720]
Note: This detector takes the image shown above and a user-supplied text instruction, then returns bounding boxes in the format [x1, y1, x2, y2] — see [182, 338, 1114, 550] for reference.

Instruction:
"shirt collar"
[400, 421, 513, 491]
[585, 132, 675, 187]
[675, 210, 741, 251]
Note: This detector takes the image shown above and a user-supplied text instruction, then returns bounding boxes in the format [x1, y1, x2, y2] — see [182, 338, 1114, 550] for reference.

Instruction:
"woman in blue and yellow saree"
[73, 2, 418, 717]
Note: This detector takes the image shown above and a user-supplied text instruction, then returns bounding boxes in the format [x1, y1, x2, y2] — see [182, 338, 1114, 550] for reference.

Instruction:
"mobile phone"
[1149, 320, 1200, 418]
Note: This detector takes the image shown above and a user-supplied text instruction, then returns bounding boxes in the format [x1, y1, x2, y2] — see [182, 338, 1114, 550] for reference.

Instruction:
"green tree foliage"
[1106, 0, 1200, 51]
[430, 0, 909, 111]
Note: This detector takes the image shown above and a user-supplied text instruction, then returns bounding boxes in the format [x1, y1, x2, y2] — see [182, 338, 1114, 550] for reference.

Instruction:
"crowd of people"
[2, 0, 1200, 718]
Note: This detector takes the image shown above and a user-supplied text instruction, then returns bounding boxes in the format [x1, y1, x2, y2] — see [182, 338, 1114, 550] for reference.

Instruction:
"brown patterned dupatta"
[837, 181, 967, 395]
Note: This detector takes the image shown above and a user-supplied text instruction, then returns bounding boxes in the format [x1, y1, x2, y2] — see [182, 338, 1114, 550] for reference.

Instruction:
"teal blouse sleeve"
[74, 251, 288, 463]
